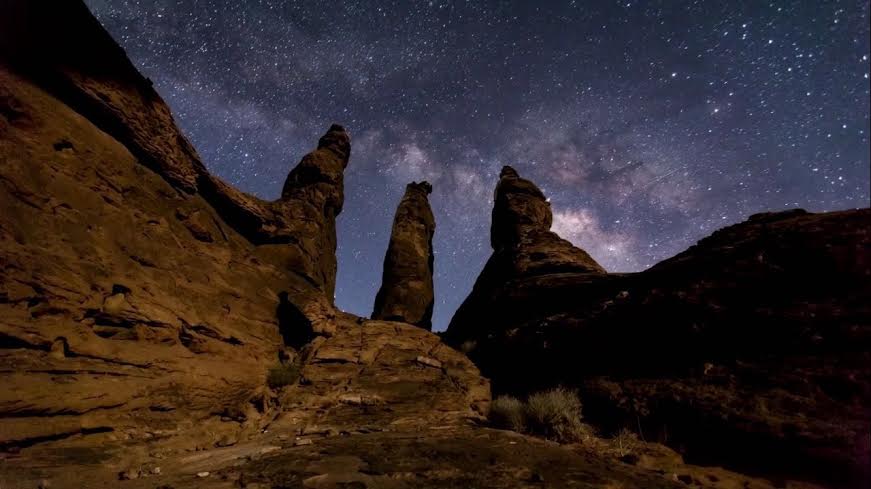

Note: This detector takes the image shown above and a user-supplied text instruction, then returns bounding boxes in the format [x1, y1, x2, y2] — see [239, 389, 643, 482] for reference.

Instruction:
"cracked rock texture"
[372, 181, 436, 329]
[446, 168, 871, 488]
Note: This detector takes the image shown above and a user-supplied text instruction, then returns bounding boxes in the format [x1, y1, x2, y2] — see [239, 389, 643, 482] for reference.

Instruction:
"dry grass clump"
[489, 387, 589, 443]
[612, 427, 640, 457]
[525, 387, 586, 442]
[489, 395, 526, 432]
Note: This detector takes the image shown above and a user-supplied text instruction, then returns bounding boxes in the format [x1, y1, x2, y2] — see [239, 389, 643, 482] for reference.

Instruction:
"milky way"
[85, 0, 870, 330]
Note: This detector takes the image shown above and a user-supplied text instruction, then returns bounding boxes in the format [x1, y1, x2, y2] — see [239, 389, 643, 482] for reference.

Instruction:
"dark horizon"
[85, 0, 870, 330]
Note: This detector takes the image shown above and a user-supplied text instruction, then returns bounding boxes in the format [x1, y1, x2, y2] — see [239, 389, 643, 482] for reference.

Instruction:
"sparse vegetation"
[266, 363, 300, 389]
[489, 395, 525, 432]
[489, 387, 589, 443]
[525, 387, 586, 442]
[612, 427, 639, 457]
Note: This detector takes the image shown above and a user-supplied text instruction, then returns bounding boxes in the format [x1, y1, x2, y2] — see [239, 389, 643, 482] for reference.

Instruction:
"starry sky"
[85, 0, 870, 331]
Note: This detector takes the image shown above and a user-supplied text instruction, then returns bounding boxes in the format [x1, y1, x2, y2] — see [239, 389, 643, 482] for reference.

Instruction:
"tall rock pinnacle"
[445, 166, 604, 343]
[491, 165, 605, 275]
[372, 181, 436, 329]
[279, 124, 351, 300]
[490, 165, 554, 250]
[282, 123, 351, 201]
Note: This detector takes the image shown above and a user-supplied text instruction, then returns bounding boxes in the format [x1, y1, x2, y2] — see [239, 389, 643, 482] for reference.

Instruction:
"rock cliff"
[446, 170, 871, 488]
[372, 181, 436, 329]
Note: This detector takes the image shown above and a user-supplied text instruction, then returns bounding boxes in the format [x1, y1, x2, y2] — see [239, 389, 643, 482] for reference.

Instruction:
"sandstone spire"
[490, 165, 605, 275]
[281, 124, 351, 200]
[279, 124, 351, 300]
[372, 181, 436, 329]
[445, 166, 604, 343]
[491, 165, 555, 250]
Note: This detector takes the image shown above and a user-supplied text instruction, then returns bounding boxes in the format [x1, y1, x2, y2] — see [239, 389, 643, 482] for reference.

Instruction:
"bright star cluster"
[85, 0, 870, 330]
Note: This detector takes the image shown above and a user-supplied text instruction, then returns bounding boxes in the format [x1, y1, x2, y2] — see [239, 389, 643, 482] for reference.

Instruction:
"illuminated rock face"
[372, 181, 436, 330]
[0, 0, 357, 452]
[2, 2, 870, 488]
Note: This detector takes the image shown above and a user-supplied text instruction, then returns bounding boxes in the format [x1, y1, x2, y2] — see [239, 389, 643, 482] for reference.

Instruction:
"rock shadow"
[276, 292, 314, 349]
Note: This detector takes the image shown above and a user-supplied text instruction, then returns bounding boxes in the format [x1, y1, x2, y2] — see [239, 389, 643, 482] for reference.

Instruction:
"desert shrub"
[612, 427, 640, 456]
[488, 387, 588, 443]
[524, 387, 585, 442]
[489, 395, 526, 432]
[266, 363, 299, 389]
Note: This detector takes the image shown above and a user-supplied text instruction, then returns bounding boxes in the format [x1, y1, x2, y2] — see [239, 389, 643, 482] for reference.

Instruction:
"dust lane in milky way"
[84, 0, 871, 331]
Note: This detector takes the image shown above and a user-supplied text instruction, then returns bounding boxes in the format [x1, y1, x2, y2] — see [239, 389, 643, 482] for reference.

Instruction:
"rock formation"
[491, 166, 605, 275]
[1, 0, 392, 460]
[372, 181, 436, 329]
[1, 1, 868, 488]
[0, 0, 346, 305]
[444, 166, 606, 345]
[446, 169, 871, 488]
[0, 5, 772, 487]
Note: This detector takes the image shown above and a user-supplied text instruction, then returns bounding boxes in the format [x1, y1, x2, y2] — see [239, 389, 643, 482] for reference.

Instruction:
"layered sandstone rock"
[0, 0, 351, 453]
[491, 166, 605, 275]
[372, 181, 436, 329]
[446, 168, 871, 488]
[0, 0, 346, 302]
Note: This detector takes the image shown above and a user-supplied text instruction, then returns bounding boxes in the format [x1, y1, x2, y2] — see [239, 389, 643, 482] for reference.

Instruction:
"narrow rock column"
[490, 165, 606, 274]
[490, 165, 554, 250]
[280, 124, 351, 300]
[372, 181, 436, 330]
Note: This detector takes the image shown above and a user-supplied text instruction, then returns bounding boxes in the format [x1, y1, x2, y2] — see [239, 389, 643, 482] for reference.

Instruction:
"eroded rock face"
[0, 0, 347, 302]
[0, 0, 352, 451]
[372, 181, 436, 329]
[446, 165, 871, 488]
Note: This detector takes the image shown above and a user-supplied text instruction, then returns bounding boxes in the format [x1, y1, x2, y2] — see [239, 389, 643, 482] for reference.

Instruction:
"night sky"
[85, 1, 870, 331]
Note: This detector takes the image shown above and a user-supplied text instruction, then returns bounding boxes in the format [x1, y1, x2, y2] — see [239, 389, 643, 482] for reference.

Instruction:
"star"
[85, 0, 871, 330]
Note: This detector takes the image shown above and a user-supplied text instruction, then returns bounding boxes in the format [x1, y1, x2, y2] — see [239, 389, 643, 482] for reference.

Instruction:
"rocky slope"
[445, 169, 871, 488]
[372, 181, 436, 329]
